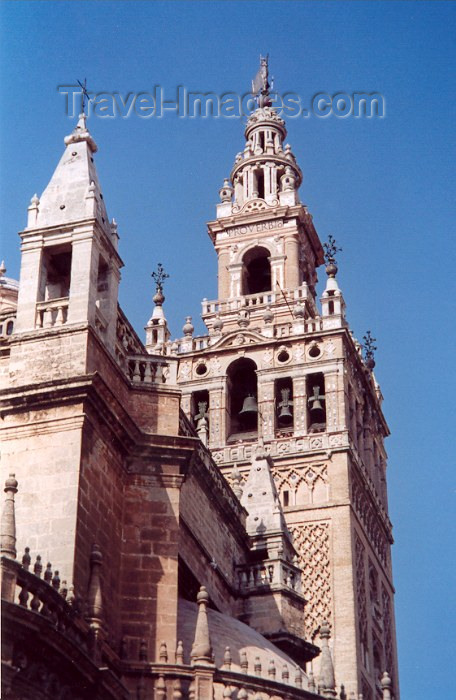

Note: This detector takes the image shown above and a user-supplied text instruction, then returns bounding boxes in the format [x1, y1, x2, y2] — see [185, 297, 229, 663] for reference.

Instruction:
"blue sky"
[1, 1, 455, 697]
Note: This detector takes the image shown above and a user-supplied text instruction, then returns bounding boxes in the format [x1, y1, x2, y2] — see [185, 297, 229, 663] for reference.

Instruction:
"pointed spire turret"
[28, 112, 108, 231]
[190, 586, 213, 665]
[146, 263, 171, 354]
[318, 621, 336, 697]
[240, 441, 294, 559]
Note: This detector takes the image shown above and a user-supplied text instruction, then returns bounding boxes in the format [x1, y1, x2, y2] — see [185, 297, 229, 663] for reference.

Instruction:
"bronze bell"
[239, 394, 258, 416]
[308, 385, 325, 413]
[278, 388, 293, 424]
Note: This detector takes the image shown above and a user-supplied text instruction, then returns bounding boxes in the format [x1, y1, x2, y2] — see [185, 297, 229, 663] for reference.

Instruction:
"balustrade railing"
[126, 354, 178, 386]
[35, 297, 69, 328]
[237, 558, 302, 594]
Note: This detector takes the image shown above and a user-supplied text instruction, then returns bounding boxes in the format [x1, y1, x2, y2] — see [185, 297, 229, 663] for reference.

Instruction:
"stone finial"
[33, 555, 42, 577]
[159, 641, 168, 662]
[175, 640, 184, 664]
[240, 650, 248, 673]
[223, 646, 232, 670]
[268, 659, 276, 679]
[1, 474, 18, 559]
[219, 178, 233, 203]
[22, 547, 31, 570]
[44, 562, 53, 583]
[0, 260, 6, 277]
[85, 544, 104, 628]
[308, 670, 316, 692]
[381, 672, 392, 700]
[183, 316, 194, 337]
[190, 586, 213, 664]
[52, 570, 61, 590]
[318, 621, 336, 697]
[294, 667, 302, 689]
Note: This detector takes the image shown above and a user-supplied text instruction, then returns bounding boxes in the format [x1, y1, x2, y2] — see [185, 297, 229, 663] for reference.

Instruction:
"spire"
[318, 621, 336, 697]
[240, 441, 293, 558]
[321, 235, 346, 326]
[190, 586, 213, 664]
[27, 113, 109, 232]
[1, 474, 18, 559]
[145, 263, 171, 354]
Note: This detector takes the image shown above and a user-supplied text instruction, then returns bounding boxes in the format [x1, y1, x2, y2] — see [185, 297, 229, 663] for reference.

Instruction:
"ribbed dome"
[177, 598, 308, 688]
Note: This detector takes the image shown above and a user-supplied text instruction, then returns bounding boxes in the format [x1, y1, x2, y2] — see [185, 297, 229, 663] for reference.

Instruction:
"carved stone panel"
[290, 522, 332, 641]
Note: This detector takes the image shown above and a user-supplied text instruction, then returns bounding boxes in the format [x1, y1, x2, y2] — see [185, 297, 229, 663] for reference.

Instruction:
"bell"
[239, 395, 258, 416]
[278, 388, 293, 424]
[308, 385, 325, 413]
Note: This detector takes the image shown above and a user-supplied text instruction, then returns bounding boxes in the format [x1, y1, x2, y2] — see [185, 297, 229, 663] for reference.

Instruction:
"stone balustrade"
[237, 558, 302, 594]
[126, 353, 178, 386]
[35, 297, 69, 328]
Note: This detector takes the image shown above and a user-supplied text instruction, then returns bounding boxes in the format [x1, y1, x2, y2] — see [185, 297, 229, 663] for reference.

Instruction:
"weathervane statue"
[252, 54, 272, 107]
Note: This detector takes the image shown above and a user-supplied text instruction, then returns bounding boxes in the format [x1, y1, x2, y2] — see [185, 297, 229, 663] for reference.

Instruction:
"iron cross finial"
[77, 78, 91, 115]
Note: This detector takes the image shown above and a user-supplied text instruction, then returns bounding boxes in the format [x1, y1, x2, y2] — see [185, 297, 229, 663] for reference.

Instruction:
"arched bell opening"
[226, 357, 258, 442]
[242, 246, 271, 295]
[275, 377, 294, 435]
[306, 372, 326, 433]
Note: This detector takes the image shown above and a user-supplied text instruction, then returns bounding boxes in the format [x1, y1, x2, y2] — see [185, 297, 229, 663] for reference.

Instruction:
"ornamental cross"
[151, 263, 169, 292]
[77, 78, 91, 115]
[323, 235, 343, 266]
[362, 330, 377, 361]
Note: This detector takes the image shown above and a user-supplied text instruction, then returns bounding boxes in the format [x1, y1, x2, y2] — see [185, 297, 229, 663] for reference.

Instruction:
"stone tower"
[174, 65, 399, 698]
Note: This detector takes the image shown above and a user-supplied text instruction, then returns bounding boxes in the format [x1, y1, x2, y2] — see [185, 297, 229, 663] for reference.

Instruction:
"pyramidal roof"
[30, 114, 109, 230]
[240, 441, 291, 542]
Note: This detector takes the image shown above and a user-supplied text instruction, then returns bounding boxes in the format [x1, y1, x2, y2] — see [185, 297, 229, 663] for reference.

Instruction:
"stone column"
[292, 377, 307, 436]
[14, 246, 42, 332]
[258, 380, 275, 441]
[324, 372, 339, 432]
[284, 235, 300, 290]
[67, 232, 99, 325]
[208, 387, 224, 448]
[217, 247, 230, 299]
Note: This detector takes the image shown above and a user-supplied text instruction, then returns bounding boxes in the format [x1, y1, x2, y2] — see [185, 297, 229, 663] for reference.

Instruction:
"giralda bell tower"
[174, 58, 400, 699]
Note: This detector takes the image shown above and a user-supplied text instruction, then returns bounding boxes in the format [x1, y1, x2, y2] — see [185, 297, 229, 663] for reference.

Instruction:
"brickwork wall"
[120, 473, 182, 662]
[73, 413, 126, 647]
[179, 469, 248, 613]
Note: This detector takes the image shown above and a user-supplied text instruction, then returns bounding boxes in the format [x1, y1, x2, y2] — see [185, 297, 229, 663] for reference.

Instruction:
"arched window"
[226, 357, 258, 441]
[242, 246, 271, 295]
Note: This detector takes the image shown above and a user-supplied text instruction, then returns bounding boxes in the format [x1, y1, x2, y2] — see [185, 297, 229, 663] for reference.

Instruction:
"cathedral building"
[0, 64, 398, 700]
